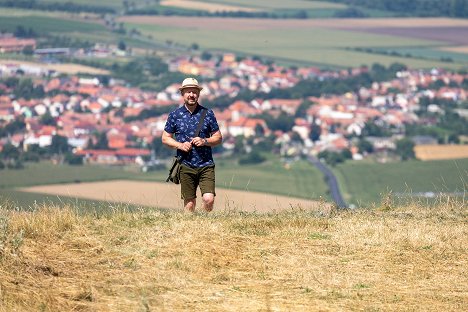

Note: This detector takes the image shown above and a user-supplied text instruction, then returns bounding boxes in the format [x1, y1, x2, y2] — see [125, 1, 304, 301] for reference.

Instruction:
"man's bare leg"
[184, 198, 196, 212]
[202, 193, 215, 212]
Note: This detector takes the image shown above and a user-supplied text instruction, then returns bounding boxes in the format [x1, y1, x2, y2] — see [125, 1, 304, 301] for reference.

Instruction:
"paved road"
[307, 156, 347, 209]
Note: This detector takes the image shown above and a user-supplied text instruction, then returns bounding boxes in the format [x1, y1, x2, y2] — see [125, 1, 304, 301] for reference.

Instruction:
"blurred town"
[1, 33, 467, 170]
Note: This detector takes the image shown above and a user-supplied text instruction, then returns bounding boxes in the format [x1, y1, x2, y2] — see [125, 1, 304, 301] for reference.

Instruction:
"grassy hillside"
[334, 158, 468, 206]
[0, 201, 465, 310]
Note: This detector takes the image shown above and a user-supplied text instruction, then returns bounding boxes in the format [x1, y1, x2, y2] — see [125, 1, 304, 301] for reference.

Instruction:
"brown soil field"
[0, 59, 109, 75]
[20, 180, 329, 213]
[440, 45, 468, 54]
[160, 0, 258, 12]
[415, 144, 468, 161]
[119, 16, 468, 31]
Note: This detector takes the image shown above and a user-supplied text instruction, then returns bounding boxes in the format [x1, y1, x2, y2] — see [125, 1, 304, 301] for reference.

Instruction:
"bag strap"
[178, 108, 207, 161]
[194, 108, 207, 137]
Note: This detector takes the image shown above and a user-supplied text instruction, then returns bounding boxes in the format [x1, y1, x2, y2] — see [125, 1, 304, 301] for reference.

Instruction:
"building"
[0, 34, 36, 53]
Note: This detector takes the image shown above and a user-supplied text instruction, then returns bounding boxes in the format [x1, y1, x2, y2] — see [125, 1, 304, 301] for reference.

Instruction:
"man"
[162, 78, 222, 212]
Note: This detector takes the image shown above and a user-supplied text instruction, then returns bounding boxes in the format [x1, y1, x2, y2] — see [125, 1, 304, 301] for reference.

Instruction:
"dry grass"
[0, 198, 466, 311]
[415, 145, 468, 161]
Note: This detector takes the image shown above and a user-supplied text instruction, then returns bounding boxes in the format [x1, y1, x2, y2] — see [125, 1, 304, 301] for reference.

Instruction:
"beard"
[185, 97, 197, 106]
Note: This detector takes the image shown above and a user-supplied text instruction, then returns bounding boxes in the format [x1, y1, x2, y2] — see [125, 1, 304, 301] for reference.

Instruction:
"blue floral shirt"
[164, 104, 219, 168]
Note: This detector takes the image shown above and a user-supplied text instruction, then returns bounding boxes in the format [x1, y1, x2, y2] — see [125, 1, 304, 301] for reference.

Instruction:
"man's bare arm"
[162, 131, 192, 152]
[191, 130, 223, 147]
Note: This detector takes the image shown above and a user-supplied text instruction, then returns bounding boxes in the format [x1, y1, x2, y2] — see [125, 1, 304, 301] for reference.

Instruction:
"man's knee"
[184, 198, 196, 212]
[202, 193, 215, 211]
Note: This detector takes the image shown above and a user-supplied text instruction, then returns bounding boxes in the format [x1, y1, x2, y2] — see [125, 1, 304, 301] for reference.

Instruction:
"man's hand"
[191, 137, 206, 147]
[178, 141, 193, 152]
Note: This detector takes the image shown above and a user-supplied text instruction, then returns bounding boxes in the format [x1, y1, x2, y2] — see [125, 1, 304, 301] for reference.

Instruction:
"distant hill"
[325, 0, 468, 18]
[2, 0, 467, 19]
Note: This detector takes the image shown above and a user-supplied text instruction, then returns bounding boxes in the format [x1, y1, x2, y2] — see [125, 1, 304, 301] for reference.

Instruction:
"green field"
[334, 158, 468, 206]
[126, 19, 467, 70]
[158, 0, 391, 18]
[39, 0, 151, 10]
[0, 15, 105, 34]
[0, 162, 144, 208]
[199, 0, 346, 10]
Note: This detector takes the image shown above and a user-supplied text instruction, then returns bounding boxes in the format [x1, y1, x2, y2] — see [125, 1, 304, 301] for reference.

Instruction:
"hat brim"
[179, 85, 203, 91]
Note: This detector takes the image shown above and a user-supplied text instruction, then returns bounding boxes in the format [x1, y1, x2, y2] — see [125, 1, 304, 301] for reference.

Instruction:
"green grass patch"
[371, 46, 468, 64]
[0, 15, 105, 34]
[334, 158, 468, 206]
[215, 157, 328, 200]
[0, 162, 140, 189]
[38, 0, 149, 10]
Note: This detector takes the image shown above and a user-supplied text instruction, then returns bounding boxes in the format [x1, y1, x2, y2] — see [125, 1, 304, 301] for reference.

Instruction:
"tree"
[50, 135, 69, 154]
[341, 148, 352, 159]
[238, 151, 266, 165]
[309, 123, 321, 142]
[118, 40, 126, 51]
[94, 132, 109, 150]
[294, 100, 312, 118]
[395, 138, 415, 161]
[357, 139, 373, 154]
[150, 136, 172, 158]
[22, 45, 34, 55]
[201, 51, 212, 61]
[233, 135, 246, 155]
[40, 112, 56, 126]
[318, 150, 345, 166]
[290, 131, 303, 144]
[0, 143, 19, 160]
[65, 153, 83, 165]
[254, 124, 265, 137]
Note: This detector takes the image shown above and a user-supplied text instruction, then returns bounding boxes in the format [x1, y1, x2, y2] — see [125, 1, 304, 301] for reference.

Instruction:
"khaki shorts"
[180, 164, 216, 200]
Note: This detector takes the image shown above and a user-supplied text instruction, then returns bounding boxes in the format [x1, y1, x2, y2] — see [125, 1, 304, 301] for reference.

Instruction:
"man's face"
[182, 88, 200, 106]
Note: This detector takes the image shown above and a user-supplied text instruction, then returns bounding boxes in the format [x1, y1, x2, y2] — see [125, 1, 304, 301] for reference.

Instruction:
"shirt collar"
[183, 103, 201, 115]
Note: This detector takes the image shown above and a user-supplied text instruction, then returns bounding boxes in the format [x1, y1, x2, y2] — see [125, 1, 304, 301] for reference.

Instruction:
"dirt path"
[20, 180, 328, 213]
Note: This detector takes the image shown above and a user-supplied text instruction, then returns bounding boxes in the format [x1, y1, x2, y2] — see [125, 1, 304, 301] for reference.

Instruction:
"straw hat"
[179, 77, 203, 91]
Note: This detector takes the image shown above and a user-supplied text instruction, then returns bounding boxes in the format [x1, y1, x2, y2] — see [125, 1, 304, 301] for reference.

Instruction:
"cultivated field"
[441, 45, 468, 54]
[160, 0, 259, 12]
[162, 0, 346, 11]
[119, 16, 468, 69]
[0, 14, 105, 34]
[415, 144, 468, 161]
[334, 158, 468, 206]
[0, 159, 329, 209]
[39, 0, 150, 10]
[20, 180, 328, 213]
[0, 201, 466, 311]
[0, 59, 109, 75]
